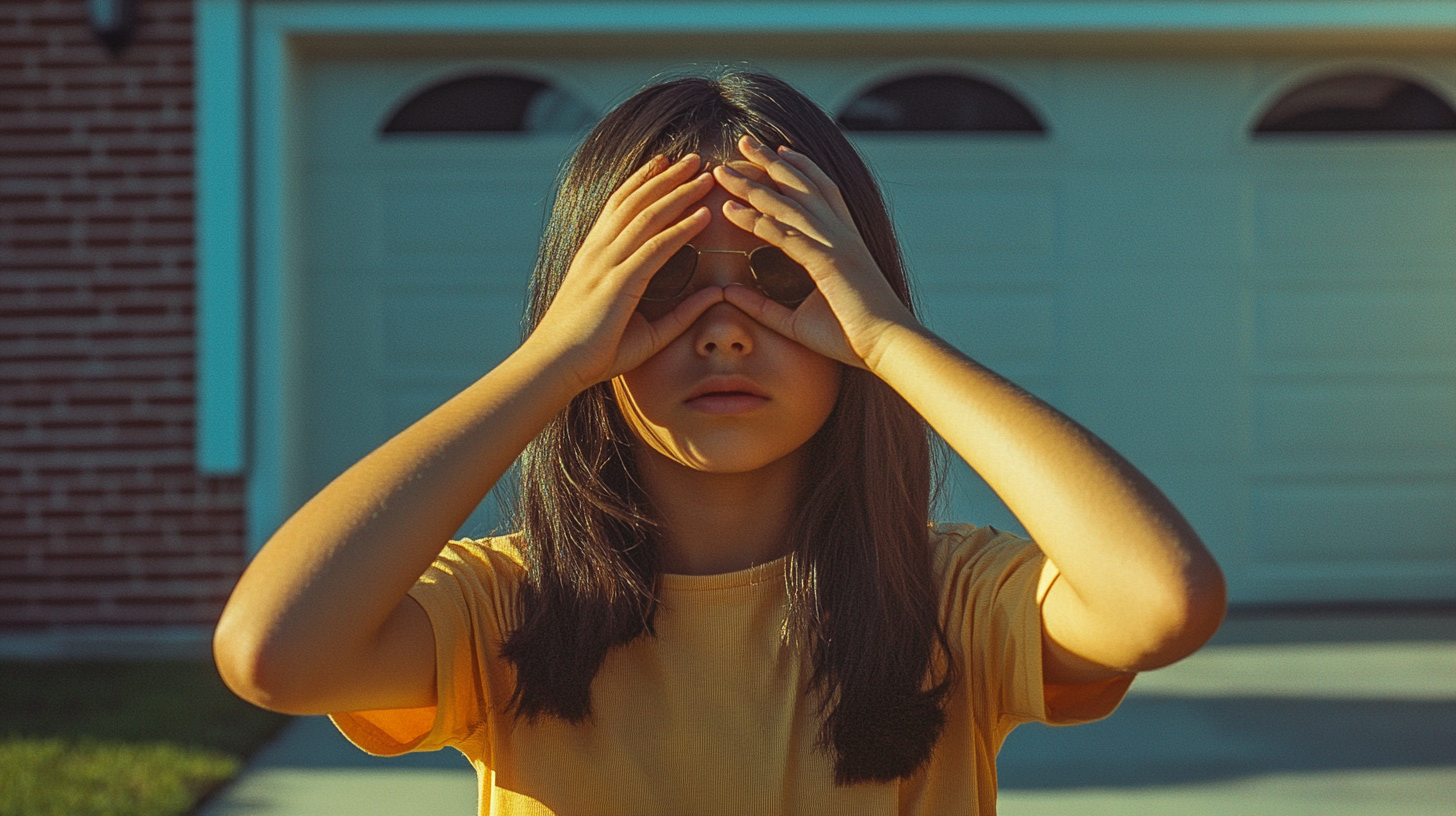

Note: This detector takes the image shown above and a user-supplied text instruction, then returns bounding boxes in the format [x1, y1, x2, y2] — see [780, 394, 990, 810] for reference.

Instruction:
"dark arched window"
[838, 73, 1046, 133]
[381, 73, 594, 134]
[1253, 74, 1456, 134]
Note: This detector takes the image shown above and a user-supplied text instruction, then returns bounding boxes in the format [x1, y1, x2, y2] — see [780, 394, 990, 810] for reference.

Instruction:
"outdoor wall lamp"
[89, 0, 139, 56]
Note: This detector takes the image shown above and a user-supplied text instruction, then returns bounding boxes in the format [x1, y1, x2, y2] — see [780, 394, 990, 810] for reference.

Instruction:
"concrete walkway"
[198, 611, 1456, 815]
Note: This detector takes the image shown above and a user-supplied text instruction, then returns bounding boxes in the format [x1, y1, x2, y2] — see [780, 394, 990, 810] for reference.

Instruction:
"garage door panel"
[922, 289, 1055, 369]
[378, 175, 551, 256]
[304, 173, 382, 267]
[298, 269, 387, 491]
[1252, 384, 1456, 464]
[1056, 61, 1251, 157]
[1063, 173, 1243, 268]
[377, 288, 525, 377]
[889, 179, 1058, 262]
[305, 172, 554, 271]
[1251, 480, 1456, 566]
[1251, 177, 1456, 268]
[1058, 271, 1242, 459]
[1251, 285, 1456, 373]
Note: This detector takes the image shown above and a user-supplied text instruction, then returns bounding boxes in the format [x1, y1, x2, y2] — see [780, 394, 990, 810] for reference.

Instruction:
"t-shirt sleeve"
[329, 538, 522, 757]
[936, 524, 1134, 736]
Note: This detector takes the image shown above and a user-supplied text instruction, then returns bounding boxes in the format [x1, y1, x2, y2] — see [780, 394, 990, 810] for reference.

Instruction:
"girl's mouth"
[685, 390, 770, 414]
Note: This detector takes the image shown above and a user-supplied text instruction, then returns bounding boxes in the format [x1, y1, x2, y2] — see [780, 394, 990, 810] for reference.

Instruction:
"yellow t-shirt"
[332, 523, 1133, 815]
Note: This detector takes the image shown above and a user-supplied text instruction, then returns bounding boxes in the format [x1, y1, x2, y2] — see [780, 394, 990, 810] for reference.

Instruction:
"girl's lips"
[685, 392, 771, 414]
[684, 375, 770, 408]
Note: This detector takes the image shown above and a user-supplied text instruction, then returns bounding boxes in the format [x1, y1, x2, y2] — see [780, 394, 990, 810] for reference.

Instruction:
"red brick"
[0, 0, 242, 628]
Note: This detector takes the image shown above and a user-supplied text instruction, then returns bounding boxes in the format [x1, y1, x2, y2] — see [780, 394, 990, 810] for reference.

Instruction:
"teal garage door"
[292, 48, 1456, 603]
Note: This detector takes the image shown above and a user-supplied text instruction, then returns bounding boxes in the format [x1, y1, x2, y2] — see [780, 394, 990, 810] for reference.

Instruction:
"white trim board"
[258, 1, 1456, 34]
[196, 0, 1456, 551]
[194, 0, 248, 473]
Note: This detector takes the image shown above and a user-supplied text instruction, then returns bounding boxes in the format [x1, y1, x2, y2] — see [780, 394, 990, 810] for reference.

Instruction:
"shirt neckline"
[657, 554, 788, 592]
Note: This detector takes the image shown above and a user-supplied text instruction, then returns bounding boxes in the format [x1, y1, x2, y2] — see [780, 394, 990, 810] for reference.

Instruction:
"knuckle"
[641, 232, 675, 256]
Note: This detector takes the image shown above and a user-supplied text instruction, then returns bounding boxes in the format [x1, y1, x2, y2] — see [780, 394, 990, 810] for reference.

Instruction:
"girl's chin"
[648, 442, 803, 475]
[683, 394, 771, 414]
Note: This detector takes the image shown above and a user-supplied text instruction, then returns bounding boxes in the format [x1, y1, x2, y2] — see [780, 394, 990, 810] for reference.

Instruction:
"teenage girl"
[215, 72, 1226, 815]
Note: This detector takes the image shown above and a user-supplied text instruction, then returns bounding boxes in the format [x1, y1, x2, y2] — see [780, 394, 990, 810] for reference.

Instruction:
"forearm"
[215, 342, 581, 702]
[867, 322, 1225, 669]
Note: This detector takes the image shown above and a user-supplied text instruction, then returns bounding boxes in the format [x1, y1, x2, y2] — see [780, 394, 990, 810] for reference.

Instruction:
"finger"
[721, 198, 835, 270]
[776, 146, 855, 226]
[619, 204, 711, 293]
[614, 171, 713, 259]
[601, 155, 667, 217]
[598, 154, 702, 237]
[614, 284, 725, 376]
[737, 135, 815, 198]
[721, 282, 800, 336]
[714, 164, 831, 245]
[614, 154, 702, 223]
[726, 140, 837, 224]
[643, 284, 724, 346]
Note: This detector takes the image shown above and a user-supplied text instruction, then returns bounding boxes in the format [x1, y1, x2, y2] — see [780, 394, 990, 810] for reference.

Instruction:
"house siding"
[0, 0, 245, 628]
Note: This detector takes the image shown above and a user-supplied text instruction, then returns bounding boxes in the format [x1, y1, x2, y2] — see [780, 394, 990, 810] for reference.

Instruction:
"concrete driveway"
[198, 611, 1456, 816]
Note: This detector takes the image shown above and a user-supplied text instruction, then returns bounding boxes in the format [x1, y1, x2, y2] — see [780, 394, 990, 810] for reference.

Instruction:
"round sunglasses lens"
[642, 245, 697, 301]
[750, 247, 815, 304]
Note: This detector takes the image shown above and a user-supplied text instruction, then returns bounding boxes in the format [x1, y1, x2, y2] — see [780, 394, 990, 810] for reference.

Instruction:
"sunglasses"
[637, 244, 815, 319]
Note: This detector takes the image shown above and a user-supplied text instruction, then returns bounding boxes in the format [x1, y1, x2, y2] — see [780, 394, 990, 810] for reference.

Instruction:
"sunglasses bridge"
[641, 244, 813, 305]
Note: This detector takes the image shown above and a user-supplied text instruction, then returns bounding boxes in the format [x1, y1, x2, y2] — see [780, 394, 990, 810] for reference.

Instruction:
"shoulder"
[929, 522, 1042, 587]
[929, 522, 1049, 641]
[431, 532, 528, 576]
[412, 533, 528, 630]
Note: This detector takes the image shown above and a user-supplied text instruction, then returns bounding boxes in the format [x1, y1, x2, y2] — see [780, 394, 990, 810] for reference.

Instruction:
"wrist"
[858, 316, 936, 375]
[507, 337, 598, 404]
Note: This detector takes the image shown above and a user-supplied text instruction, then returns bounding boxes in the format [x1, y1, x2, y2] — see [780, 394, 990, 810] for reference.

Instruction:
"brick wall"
[1, 0, 246, 627]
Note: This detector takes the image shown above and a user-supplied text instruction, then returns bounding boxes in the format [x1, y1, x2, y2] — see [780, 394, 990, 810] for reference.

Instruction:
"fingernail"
[716, 164, 742, 177]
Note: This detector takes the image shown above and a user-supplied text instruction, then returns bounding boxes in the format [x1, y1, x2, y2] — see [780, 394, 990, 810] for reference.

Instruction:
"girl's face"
[613, 162, 842, 474]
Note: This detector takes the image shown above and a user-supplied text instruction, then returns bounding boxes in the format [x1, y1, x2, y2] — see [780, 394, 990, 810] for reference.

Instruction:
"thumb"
[612, 286, 725, 376]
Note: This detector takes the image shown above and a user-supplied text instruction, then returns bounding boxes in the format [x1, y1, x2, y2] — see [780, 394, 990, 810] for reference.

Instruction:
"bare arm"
[215, 348, 580, 714]
[214, 155, 723, 714]
[862, 327, 1225, 680]
[715, 137, 1226, 682]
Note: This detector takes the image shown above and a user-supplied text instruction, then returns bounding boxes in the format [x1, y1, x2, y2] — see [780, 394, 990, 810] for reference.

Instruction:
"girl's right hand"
[525, 154, 724, 391]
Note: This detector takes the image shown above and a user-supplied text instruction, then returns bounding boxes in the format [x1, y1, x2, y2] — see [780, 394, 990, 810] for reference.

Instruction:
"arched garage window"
[1253, 73, 1456, 134]
[838, 73, 1046, 133]
[381, 73, 594, 134]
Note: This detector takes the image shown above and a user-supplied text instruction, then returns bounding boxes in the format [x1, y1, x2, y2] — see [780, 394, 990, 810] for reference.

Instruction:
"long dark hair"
[501, 70, 953, 784]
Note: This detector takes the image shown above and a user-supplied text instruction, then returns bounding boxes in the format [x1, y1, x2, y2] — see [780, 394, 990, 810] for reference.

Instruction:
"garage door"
[293, 48, 1456, 604]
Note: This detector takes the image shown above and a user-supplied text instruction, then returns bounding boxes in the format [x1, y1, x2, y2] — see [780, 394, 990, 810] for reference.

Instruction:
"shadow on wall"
[261, 696, 1456, 784]
[998, 694, 1456, 790]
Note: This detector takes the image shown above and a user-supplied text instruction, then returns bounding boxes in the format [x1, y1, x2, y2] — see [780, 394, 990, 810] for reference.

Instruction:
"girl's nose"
[693, 301, 755, 357]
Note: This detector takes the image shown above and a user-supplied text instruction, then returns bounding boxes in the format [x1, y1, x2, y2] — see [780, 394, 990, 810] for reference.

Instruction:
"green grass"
[0, 660, 289, 816]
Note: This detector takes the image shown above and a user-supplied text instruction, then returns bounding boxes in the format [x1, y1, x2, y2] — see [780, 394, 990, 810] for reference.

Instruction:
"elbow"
[1128, 553, 1228, 672]
[213, 605, 322, 715]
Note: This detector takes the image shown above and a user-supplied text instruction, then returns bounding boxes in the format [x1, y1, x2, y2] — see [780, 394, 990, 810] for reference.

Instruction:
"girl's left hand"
[713, 135, 920, 370]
